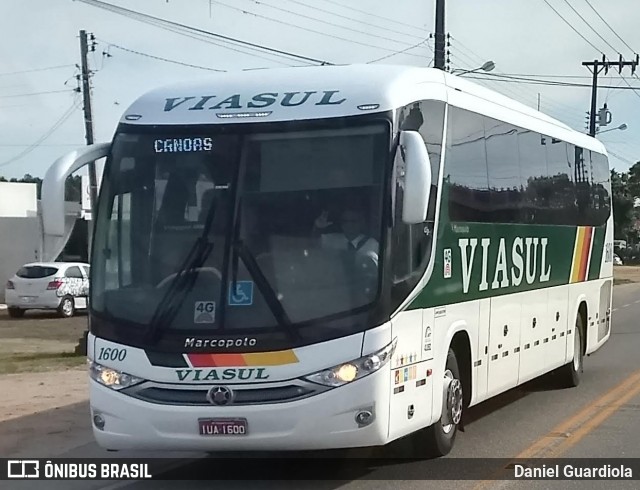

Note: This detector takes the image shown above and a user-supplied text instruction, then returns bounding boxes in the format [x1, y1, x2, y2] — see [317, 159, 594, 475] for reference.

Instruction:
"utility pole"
[434, 0, 446, 70]
[76, 30, 98, 357]
[79, 30, 99, 213]
[583, 54, 638, 136]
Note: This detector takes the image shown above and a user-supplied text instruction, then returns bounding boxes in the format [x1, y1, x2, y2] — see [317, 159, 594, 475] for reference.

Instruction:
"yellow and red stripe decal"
[186, 350, 299, 368]
[570, 226, 593, 283]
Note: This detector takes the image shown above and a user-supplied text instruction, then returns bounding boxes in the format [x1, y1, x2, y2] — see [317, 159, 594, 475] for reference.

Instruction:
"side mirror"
[399, 131, 432, 224]
[41, 143, 110, 261]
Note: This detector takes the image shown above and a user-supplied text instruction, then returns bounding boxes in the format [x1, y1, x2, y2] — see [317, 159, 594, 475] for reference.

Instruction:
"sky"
[1, 0, 640, 179]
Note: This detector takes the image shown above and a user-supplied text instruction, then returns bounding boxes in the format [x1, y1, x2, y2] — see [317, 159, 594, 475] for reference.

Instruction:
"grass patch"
[0, 351, 86, 375]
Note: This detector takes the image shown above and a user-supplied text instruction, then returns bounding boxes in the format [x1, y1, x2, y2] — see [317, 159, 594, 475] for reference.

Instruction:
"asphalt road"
[4, 282, 640, 489]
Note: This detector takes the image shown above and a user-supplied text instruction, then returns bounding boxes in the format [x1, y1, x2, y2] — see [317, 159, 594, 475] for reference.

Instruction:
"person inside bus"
[312, 207, 379, 267]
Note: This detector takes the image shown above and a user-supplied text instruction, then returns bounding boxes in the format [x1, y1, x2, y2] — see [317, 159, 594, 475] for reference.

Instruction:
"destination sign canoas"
[163, 90, 347, 112]
[154, 137, 213, 153]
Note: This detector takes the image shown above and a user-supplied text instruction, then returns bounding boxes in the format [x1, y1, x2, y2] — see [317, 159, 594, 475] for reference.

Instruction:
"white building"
[0, 181, 81, 303]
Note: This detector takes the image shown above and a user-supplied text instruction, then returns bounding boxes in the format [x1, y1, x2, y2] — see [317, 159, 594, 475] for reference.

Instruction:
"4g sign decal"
[194, 301, 215, 324]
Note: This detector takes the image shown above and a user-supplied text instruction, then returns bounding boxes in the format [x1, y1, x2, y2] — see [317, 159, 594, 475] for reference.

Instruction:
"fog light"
[93, 413, 105, 430]
[355, 410, 374, 427]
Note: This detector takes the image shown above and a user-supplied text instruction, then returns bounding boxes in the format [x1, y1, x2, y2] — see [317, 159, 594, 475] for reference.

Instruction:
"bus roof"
[119, 63, 606, 155]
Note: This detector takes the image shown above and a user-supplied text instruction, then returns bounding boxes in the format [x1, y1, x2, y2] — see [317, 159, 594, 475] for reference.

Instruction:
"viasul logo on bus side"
[457, 237, 552, 294]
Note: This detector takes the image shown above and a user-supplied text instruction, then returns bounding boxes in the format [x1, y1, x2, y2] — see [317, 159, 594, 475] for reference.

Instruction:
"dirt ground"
[613, 265, 640, 284]
[0, 310, 88, 428]
[0, 367, 88, 423]
[0, 309, 87, 374]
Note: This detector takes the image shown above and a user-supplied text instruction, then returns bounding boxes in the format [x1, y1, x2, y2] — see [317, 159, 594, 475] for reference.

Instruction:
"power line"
[464, 72, 640, 90]
[75, 0, 331, 65]
[0, 98, 81, 168]
[541, 0, 605, 54]
[100, 40, 227, 72]
[449, 39, 587, 120]
[579, 0, 640, 101]
[87, 2, 311, 65]
[584, 0, 636, 55]
[0, 143, 84, 147]
[251, 0, 421, 46]
[607, 149, 637, 166]
[0, 89, 76, 99]
[0, 65, 76, 77]
[210, 0, 426, 58]
[366, 39, 431, 64]
[317, 0, 427, 34]
[561, 0, 620, 53]
[279, 0, 424, 42]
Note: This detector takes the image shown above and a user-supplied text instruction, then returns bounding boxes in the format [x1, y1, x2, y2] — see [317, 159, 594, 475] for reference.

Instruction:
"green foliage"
[0, 173, 82, 201]
[611, 163, 640, 245]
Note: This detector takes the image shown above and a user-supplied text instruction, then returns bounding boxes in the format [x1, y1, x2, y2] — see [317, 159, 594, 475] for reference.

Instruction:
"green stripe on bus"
[588, 226, 606, 280]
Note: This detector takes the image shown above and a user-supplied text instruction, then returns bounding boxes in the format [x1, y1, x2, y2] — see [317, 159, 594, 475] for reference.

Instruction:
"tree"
[610, 169, 634, 240]
[0, 173, 82, 201]
[627, 161, 640, 200]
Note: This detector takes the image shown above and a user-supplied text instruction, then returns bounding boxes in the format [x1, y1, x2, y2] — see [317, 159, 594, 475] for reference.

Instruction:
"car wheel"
[58, 297, 75, 318]
[8, 308, 25, 318]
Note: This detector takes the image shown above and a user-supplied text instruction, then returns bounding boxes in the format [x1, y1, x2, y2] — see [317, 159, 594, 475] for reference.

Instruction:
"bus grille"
[122, 383, 321, 406]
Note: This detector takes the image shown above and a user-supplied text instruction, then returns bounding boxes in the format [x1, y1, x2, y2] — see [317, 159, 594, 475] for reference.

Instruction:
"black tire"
[557, 311, 584, 387]
[58, 296, 75, 318]
[7, 308, 25, 318]
[412, 348, 462, 458]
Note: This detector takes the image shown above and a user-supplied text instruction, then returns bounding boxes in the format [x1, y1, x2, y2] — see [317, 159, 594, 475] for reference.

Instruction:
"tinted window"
[65, 266, 84, 278]
[16, 266, 58, 278]
[544, 140, 577, 224]
[486, 120, 520, 223]
[444, 107, 610, 227]
[589, 150, 611, 224]
[445, 107, 489, 222]
[517, 130, 548, 224]
[400, 100, 446, 221]
[391, 100, 445, 308]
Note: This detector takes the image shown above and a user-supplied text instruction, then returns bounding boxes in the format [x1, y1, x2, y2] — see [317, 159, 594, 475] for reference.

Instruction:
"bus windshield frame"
[89, 114, 396, 352]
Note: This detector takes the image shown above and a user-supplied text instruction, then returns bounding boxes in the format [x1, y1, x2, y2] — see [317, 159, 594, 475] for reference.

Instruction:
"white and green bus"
[41, 64, 613, 456]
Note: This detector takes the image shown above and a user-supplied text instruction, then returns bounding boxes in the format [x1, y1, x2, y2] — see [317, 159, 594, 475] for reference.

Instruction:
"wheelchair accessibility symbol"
[228, 281, 253, 306]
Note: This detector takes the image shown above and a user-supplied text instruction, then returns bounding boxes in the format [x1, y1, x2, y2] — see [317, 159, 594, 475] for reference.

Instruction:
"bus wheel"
[558, 312, 584, 387]
[414, 348, 462, 458]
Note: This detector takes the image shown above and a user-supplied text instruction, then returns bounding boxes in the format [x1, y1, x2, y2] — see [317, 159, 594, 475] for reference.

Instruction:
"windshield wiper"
[227, 198, 299, 342]
[231, 237, 301, 343]
[143, 201, 218, 342]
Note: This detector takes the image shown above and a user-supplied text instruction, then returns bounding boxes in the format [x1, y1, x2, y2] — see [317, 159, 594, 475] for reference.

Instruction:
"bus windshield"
[91, 121, 390, 336]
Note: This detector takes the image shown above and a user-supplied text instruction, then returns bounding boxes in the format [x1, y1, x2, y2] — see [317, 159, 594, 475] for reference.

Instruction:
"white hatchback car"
[4, 262, 90, 318]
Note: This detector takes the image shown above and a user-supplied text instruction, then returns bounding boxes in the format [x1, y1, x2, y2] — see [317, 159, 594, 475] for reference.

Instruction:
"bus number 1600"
[97, 347, 127, 362]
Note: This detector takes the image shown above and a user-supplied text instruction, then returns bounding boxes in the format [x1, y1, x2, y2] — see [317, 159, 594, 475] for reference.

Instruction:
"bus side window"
[391, 100, 445, 307]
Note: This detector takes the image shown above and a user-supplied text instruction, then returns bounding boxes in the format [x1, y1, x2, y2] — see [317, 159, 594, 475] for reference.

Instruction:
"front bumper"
[89, 367, 391, 452]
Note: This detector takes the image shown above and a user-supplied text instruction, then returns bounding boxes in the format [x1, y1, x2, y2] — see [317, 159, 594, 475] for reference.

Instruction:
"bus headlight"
[303, 338, 397, 387]
[89, 361, 145, 390]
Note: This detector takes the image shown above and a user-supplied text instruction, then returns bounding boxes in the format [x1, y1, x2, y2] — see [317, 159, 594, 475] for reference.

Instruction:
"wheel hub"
[441, 370, 463, 432]
[573, 328, 581, 370]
